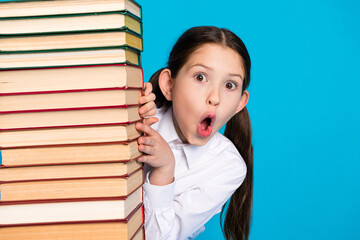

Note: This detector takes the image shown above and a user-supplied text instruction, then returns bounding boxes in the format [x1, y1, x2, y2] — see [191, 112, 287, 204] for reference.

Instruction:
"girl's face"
[162, 43, 249, 146]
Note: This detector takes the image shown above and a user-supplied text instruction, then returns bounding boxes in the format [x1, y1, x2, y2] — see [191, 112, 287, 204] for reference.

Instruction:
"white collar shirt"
[143, 107, 247, 240]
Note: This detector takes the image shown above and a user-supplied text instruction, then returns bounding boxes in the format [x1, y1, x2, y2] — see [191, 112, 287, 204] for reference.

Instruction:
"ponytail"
[221, 107, 253, 240]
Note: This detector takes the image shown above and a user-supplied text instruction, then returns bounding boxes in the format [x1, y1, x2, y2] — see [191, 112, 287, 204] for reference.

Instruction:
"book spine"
[0, 28, 142, 39]
[0, 62, 142, 72]
[0, 10, 142, 21]
[0, 203, 143, 227]
[0, 104, 140, 114]
[0, 86, 143, 96]
[0, 167, 144, 184]
[0, 185, 142, 205]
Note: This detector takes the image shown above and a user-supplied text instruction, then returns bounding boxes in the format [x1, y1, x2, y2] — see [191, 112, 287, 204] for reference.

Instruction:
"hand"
[135, 122, 175, 185]
[138, 82, 158, 126]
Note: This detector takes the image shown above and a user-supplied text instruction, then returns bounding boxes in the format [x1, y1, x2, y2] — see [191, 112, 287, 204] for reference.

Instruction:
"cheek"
[219, 97, 242, 122]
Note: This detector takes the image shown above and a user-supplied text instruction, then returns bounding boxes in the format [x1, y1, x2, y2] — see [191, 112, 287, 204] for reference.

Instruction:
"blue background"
[138, 0, 360, 239]
[1, 0, 358, 239]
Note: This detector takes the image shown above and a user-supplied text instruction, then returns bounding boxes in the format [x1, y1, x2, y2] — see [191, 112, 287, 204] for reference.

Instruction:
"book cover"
[0, 159, 142, 182]
[0, 63, 144, 94]
[0, 47, 141, 69]
[0, 141, 142, 167]
[0, 168, 144, 202]
[0, 29, 143, 53]
[0, 205, 144, 240]
[0, 88, 142, 112]
[0, 11, 143, 36]
[0, 187, 143, 225]
[0, 0, 142, 19]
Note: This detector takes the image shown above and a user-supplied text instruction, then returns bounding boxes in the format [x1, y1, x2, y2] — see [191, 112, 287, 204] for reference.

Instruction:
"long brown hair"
[149, 26, 253, 240]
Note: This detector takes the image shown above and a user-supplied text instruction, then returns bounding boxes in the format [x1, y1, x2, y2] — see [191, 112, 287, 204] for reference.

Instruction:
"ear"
[158, 68, 173, 101]
[235, 90, 249, 114]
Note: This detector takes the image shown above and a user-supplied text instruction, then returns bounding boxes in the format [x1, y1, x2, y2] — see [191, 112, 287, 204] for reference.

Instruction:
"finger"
[140, 109, 157, 119]
[135, 122, 157, 136]
[138, 144, 156, 155]
[142, 82, 153, 96]
[139, 101, 156, 115]
[137, 155, 155, 163]
[138, 136, 156, 147]
[143, 117, 159, 126]
[138, 93, 156, 105]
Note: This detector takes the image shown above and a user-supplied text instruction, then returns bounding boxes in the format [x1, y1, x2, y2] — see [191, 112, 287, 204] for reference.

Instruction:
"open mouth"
[197, 114, 215, 137]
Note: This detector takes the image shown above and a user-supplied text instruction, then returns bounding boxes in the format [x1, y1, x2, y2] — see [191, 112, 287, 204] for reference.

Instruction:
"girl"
[136, 26, 253, 240]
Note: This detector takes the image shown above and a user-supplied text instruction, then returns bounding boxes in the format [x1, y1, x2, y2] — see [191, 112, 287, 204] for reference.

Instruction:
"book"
[0, 47, 141, 69]
[0, 123, 142, 148]
[0, 64, 143, 94]
[0, 11, 142, 36]
[0, 0, 142, 19]
[0, 141, 142, 167]
[0, 105, 141, 130]
[132, 228, 145, 240]
[0, 30, 143, 52]
[0, 159, 142, 182]
[0, 206, 144, 240]
[0, 89, 142, 112]
[0, 187, 142, 225]
[0, 168, 144, 202]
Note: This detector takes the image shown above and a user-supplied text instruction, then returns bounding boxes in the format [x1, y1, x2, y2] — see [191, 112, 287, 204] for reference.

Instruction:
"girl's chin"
[187, 134, 212, 146]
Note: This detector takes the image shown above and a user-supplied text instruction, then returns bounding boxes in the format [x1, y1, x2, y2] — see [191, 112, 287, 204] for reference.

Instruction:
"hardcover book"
[0, 141, 142, 167]
[0, 0, 142, 19]
[0, 105, 141, 130]
[0, 89, 142, 112]
[0, 159, 142, 182]
[0, 206, 144, 240]
[0, 168, 144, 202]
[0, 47, 141, 69]
[0, 11, 142, 36]
[0, 187, 143, 225]
[0, 30, 143, 52]
[0, 64, 144, 94]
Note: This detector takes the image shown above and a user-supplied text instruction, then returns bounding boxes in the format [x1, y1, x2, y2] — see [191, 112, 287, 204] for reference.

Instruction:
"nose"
[207, 85, 220, 106]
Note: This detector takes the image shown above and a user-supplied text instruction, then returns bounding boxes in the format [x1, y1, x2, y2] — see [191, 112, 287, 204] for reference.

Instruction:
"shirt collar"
[157, 107, 180, 144]
[157, 107, 213, 170]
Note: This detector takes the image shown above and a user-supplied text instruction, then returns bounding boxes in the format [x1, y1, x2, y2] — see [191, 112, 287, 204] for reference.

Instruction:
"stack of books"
[0, 0, 145, 239]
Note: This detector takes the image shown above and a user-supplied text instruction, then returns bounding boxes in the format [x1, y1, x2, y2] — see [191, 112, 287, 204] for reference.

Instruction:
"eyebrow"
[190, 64, 244, 80]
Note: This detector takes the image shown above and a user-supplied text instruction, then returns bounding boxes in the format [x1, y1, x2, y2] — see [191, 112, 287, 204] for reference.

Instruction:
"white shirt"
[143, 107, 247, 240]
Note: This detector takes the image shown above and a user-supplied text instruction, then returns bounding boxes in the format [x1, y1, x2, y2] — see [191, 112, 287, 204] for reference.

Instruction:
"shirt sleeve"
[142, 158, 246, 240]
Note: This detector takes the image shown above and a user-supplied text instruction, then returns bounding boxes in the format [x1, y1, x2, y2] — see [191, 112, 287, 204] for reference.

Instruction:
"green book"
[0, 29, 143, 53]
[0, 11, 143, 36]
[0, 47, 141, 69]
[0, 0, 142, 19]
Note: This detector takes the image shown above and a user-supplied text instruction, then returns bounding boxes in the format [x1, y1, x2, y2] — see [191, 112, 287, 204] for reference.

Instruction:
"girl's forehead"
[184, 43, 245, 75]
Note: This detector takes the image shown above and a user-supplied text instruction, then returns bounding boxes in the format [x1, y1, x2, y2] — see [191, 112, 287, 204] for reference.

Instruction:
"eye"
[194, 73, 206, 82]
[225, 81, 238, 90]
